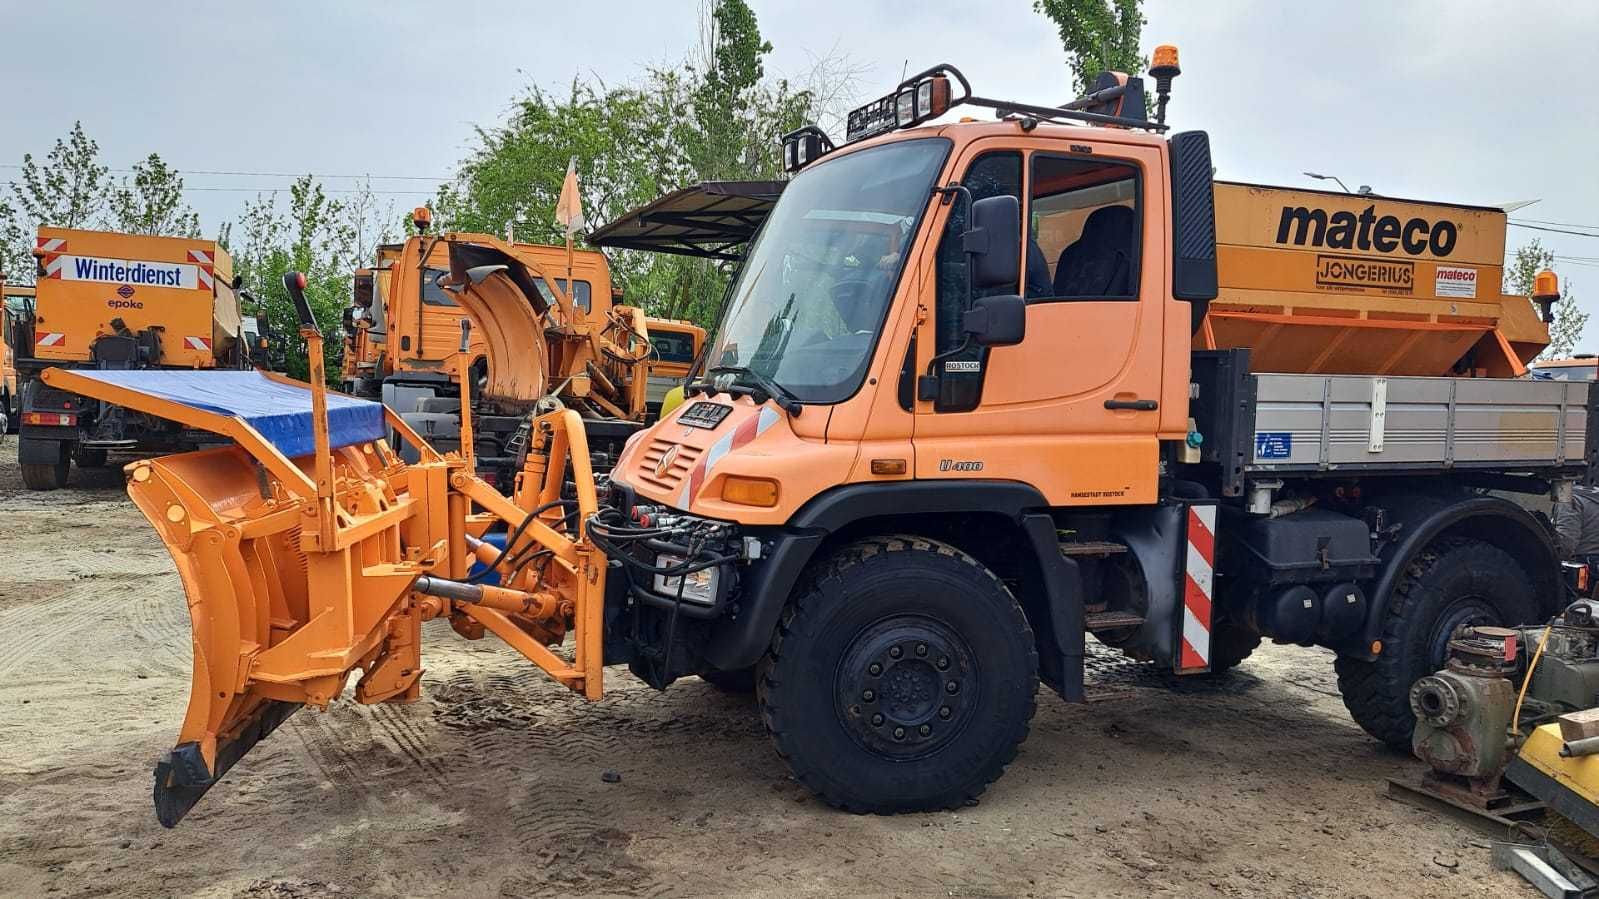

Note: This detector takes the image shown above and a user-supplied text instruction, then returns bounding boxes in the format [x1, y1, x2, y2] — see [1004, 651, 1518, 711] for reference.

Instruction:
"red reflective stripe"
[1187, 507, 1214, 562]
[1180, 637, 1205, 670]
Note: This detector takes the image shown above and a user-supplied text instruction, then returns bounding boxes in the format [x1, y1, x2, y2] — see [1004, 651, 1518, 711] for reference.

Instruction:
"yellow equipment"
[44, 271, 607, 827]
[1510, 723, 1599, 839]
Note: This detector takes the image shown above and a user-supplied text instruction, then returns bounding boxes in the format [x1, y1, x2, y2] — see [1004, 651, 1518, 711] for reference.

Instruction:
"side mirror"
[963, 293, 1026, 347]
[967, 195, 1020, 290]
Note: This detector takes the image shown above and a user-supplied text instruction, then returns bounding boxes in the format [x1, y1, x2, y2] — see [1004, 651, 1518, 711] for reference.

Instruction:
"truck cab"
[597, 58, 1581, 813]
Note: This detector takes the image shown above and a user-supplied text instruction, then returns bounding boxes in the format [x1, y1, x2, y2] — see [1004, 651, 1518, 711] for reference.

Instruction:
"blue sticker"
[1254, 432, 1292, 459]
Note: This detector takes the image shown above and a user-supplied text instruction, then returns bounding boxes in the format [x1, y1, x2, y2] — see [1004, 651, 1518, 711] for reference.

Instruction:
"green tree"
[230, 177, 357, 383]
[1506, 239, 1587, 359]
[434, 0, 819, 330]
[1033, 0, 1148, 94]
[106, 153, 201, 237]
[0, 121, 110, 282]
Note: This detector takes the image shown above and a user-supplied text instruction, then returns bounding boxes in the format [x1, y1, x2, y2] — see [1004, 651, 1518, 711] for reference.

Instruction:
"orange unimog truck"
[589, 54, 1590, 812]
[1, 282, 35, 431]
[17, 228, 254, 489]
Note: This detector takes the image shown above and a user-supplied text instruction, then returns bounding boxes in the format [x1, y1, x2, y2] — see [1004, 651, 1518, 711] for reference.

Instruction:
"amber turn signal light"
[870, 458, 907, 475]
[722, 476, 779, 507]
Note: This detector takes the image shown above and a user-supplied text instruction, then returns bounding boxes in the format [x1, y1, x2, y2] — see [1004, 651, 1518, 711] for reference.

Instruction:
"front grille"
[637, 439, 701, 492]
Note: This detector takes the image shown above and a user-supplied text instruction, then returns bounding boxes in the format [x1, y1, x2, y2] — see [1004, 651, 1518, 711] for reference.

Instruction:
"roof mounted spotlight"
[781, 126, 836, 173]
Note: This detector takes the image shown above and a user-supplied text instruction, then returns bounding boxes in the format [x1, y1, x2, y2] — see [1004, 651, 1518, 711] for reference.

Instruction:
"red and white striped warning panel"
[183, 336, 213, 352]
[1178, 503, 1216, 674]
[35, 236, 67, 279]
[35, 332, 66, 348]
[677, 406, 781, 507]
[187, 249, 215, 291]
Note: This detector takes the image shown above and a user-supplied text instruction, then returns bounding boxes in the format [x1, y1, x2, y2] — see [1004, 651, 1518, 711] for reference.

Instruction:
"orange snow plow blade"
[39, 275, 607, 826]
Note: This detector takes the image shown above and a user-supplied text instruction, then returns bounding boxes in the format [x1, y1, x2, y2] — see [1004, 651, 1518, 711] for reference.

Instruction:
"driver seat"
[1053, 205, 1135, 298]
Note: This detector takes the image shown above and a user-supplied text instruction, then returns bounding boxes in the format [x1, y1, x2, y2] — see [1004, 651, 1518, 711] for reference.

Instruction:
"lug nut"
[868, 663, 882, 676]
[946, 680, 959, 694]
[862, 689, 875, 702]
[889, 646, 902, 659]
[937, 657, 950, 670]
[892, 727, 905, 739]
[915, 643, 928, 656]
[919, 724, 931, 736]
[871, 713, 884, 726]
[939, 706, 952, 719]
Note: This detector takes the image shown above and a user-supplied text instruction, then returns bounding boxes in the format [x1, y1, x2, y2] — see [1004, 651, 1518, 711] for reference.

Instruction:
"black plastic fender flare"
[703, 480, 1084, 698]
[1353, 492, 1559, 659]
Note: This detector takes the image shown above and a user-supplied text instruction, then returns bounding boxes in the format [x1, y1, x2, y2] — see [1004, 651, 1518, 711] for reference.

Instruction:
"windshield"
[710, 138, 949, 404]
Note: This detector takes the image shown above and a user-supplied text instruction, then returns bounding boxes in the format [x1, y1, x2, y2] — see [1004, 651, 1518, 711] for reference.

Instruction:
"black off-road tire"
[1202, 622, 1262, 675]
[757, 535, 1038, 813]
[700, 667, 757, 694]
[1334, 538, 1537, 749]
[21, 458, 68, 490]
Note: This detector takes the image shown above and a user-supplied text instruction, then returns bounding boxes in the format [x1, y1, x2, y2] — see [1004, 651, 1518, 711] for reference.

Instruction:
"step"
[1084, 611, 1145, 632]
[1058, 540, 1128, 557]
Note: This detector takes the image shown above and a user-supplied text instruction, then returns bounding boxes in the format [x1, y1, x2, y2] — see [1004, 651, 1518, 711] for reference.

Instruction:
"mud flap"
[154, 700, 301, 828]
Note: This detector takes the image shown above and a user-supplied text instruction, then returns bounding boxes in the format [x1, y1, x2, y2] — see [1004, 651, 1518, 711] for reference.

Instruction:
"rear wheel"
[74, 447, 108, 468]
[21, 458, 69, 490]
[1335, 538, 1536, 748]
[1202, 621, 1262, 675]
[758, 536, 1038, 812]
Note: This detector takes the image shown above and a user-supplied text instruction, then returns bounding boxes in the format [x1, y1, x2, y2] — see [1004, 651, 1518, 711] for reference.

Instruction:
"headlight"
[653, 554, 720, 605]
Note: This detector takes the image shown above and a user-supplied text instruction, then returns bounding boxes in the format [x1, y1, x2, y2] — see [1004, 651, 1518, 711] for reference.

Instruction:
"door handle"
[1104, 398, 1158, 411]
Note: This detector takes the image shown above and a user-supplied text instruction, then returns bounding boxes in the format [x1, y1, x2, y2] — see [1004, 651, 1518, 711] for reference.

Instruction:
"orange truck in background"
[643, 318, 705, 412]
[339, 215, 701, 485]
[17, 228, 258, 489]
[1, 282, 34, 432]
[339, 214, 654, 485]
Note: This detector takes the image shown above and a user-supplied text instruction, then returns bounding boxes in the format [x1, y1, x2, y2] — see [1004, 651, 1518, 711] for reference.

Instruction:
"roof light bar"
[847, 65, 967, 143]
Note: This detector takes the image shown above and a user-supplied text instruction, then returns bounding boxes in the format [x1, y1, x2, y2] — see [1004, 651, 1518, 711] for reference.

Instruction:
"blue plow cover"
[70, 370, 387, 459]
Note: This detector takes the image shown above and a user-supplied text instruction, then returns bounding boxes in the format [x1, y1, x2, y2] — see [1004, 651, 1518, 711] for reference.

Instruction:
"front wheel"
[758, 536, 1038, 812]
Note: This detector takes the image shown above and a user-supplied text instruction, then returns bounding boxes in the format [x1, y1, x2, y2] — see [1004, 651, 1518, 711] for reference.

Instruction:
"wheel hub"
[836, 617, 975, 758]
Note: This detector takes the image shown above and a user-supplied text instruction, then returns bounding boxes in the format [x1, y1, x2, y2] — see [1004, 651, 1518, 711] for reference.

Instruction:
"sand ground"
[0, 455, 1534, 898]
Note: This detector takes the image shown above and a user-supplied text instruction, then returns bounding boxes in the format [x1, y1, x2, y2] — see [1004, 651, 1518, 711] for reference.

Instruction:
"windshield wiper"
[705, 365, 803, 416]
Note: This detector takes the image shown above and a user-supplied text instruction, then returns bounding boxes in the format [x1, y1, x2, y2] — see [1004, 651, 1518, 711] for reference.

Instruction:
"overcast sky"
[4, 1, 1597, 343]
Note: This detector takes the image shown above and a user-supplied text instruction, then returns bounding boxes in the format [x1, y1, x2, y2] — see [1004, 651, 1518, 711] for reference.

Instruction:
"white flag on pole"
[554, 156, 585, 236]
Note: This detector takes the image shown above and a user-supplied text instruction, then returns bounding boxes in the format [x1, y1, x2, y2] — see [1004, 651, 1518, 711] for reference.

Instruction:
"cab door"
[911, 139, 1167, 506]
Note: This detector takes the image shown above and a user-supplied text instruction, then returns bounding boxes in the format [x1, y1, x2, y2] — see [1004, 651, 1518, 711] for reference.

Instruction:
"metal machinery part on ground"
[338, 209, 692, 490]
[65, 48, 1599, 822]
[16, 228, 266, 491]
[1406, 598, 1599, 844]
[45, 272, 611, 827]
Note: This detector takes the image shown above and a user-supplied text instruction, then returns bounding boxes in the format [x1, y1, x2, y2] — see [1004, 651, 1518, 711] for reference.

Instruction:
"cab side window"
[1026, 155, 1140, 301]
[932, 151, 1021, 411]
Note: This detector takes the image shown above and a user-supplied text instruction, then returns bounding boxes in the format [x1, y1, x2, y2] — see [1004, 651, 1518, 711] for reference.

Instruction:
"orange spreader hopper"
[1198, 182, 1549, 377]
